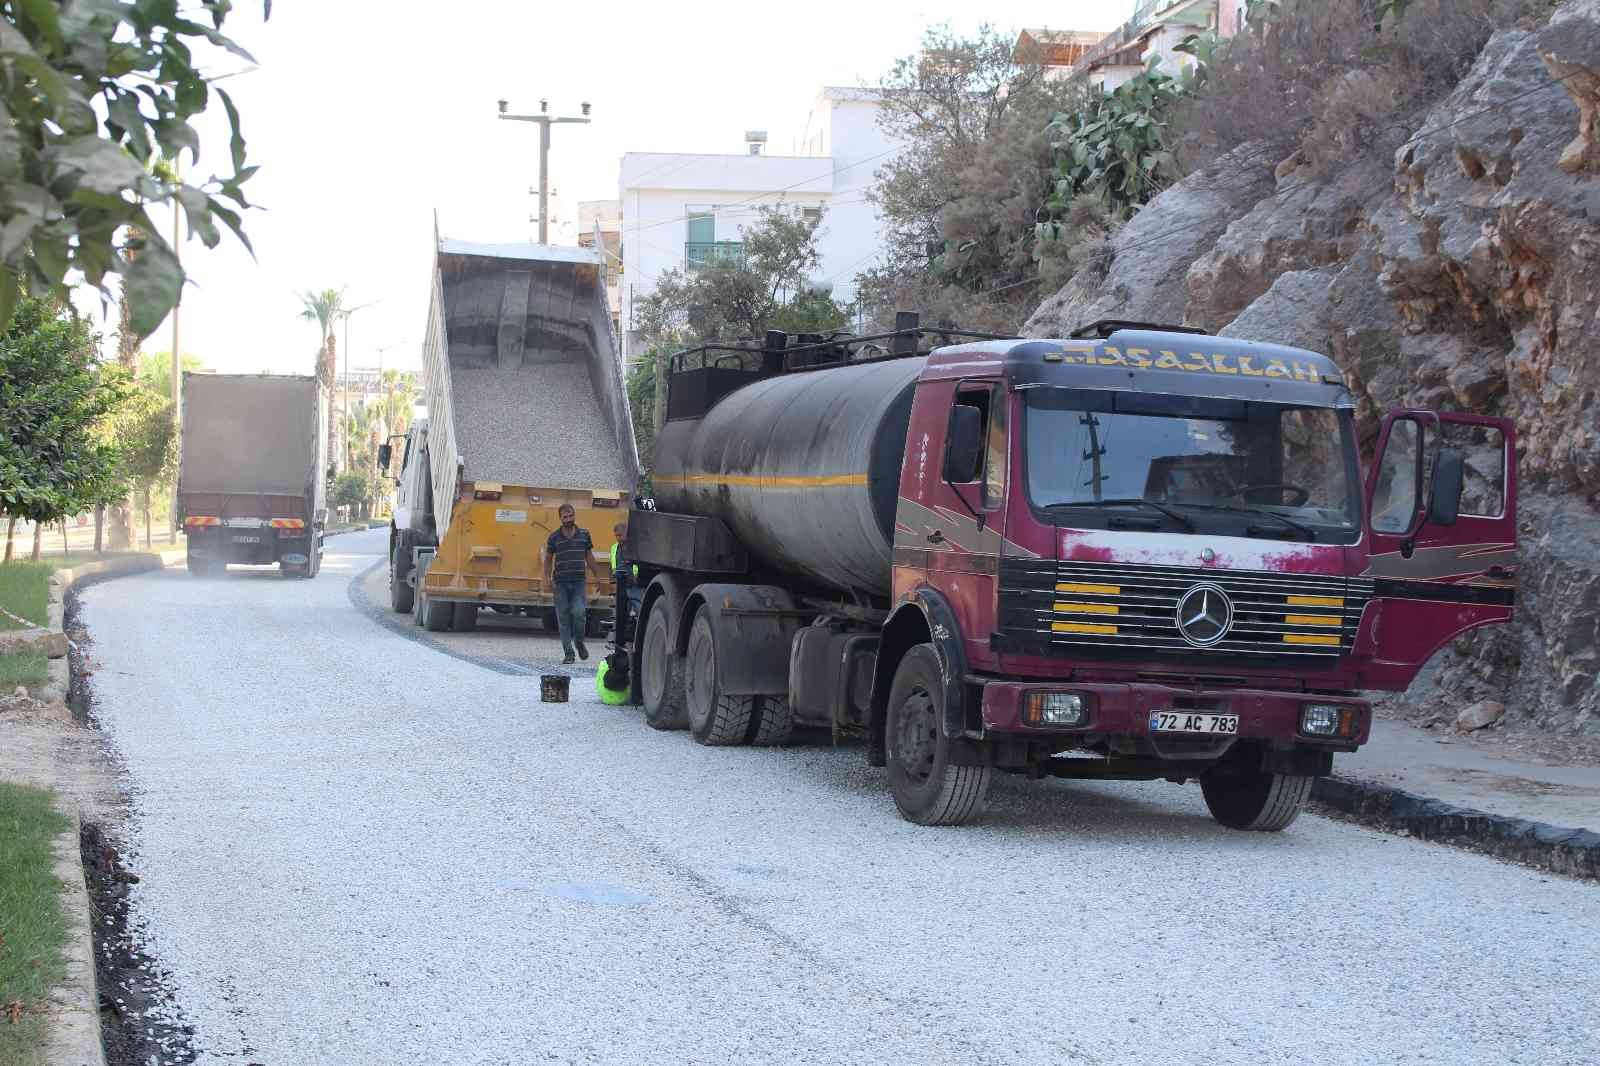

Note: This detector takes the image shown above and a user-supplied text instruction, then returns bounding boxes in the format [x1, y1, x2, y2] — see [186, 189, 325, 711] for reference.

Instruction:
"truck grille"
[1000, 559, 1373, 662]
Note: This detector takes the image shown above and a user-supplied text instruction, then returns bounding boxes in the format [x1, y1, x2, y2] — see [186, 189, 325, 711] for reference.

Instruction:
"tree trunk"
[320, 332, 340, 475]
[143, 487, 152, 549]
[95, 505, 105, 554]
[31, 522, 43, 561]
[60, 520, 69, 556]
[108, 502, 134, 550]
[3, 515, 14, 562]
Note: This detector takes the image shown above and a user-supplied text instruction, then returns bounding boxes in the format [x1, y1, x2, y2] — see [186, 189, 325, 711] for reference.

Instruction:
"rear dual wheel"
[681, 610, 794, 747]
[640, 607, 687, 731]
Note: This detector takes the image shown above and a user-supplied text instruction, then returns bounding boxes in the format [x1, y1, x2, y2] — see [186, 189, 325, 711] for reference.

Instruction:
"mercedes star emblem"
[1175, 583, 1233, 647]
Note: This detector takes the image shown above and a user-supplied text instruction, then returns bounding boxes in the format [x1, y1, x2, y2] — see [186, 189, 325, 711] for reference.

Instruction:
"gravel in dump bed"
[451, 360, 632, 489]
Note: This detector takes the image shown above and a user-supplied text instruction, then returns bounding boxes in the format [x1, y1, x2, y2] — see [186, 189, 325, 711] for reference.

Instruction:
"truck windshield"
[1023, 388, 1361, 543]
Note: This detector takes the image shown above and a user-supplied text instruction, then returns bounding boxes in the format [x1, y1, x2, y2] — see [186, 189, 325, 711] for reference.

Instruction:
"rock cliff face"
[1023, 1, 1600, 735]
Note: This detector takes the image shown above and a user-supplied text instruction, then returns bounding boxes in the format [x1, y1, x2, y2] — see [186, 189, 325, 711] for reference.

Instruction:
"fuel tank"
[653, 357, 925, 595]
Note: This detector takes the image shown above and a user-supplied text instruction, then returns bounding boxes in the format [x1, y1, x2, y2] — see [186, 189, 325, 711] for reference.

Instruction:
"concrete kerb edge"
[1312, 776, 1600, 882]
[28, 554, 178, 1066]
[39, 810, 107, 1066]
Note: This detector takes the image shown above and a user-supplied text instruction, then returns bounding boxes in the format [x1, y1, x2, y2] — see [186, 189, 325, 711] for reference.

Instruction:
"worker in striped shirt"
[543, 504, 593, 664]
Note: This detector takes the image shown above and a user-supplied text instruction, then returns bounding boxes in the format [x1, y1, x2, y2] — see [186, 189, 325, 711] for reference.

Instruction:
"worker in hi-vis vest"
[610, 522, 641, 640]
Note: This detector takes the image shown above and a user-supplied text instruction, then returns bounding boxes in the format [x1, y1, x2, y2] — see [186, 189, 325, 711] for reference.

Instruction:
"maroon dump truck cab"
[629, 320, 1517, 828]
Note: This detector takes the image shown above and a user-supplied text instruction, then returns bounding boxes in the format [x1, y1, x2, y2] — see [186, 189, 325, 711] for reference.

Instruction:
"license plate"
[231, 535, 261, 544]
[1150, 711, 1239, 734]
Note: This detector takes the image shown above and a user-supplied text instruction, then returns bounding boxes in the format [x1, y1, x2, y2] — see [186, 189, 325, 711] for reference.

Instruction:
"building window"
[686, 206, 715, 245]
[802, 206, 822, 226]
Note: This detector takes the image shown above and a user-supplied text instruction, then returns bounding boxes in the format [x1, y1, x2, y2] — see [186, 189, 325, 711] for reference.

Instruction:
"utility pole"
[337, 300, 379, 473]
[497, 97, 591, 244]
[169, 157, 182, 544]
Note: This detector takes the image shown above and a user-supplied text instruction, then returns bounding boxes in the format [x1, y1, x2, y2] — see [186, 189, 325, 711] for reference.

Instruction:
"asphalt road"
[81, 528, 1600, 1065]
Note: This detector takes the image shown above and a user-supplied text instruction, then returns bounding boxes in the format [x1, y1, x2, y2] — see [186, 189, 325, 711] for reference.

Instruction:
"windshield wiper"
[1175, 503, 1319, 542]
[1045, 498, 1197, 533]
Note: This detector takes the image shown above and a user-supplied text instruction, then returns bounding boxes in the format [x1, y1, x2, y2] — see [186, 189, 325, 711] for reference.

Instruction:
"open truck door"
[1359, 410, 1517, 688]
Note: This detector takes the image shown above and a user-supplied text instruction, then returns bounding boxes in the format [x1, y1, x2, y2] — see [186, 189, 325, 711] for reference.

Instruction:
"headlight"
[1023, 691, 1088, 728]
[1301, 703, 1357, 738]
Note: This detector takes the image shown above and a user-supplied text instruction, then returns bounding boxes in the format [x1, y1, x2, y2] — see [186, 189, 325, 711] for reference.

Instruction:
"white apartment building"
[1057, 0, 1245, 91]
[617, 87, 898, 357]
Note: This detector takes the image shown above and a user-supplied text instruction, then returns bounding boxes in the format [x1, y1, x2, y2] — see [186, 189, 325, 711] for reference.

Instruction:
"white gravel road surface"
[82, 529, 1600, 1066]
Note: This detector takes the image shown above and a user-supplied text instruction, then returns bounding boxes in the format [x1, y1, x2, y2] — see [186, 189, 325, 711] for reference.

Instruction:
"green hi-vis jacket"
[610, 542, 639, 580]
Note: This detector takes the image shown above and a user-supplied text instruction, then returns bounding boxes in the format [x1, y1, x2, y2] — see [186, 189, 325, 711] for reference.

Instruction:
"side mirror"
[377, 443, 392, 471]
[1427, 446, 1464, 526]
[942, 405, 983, 483]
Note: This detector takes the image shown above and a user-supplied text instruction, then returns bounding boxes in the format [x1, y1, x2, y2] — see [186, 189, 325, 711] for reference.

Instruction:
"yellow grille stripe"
[1055, 601, 1120, 615]
[681, 473, 867, 488]
[1285, 613, 1341, 627]
[1283, 633, 1341, 646]
[1287, 595, 1344, 607]
[1053, 621, 1119, 635]
[1055, 582, 1121, 596]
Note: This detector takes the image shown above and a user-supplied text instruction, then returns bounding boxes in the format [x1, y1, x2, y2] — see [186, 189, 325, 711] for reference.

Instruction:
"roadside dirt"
[1375, 699, 1600, 769]
[60, 588, 202, 1066]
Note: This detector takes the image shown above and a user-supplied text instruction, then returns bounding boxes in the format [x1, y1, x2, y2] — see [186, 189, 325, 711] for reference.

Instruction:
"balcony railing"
[685, 241, 745, 269]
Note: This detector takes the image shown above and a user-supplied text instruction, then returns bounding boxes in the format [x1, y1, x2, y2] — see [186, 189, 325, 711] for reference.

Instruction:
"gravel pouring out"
[78, 529, 1600, 1065]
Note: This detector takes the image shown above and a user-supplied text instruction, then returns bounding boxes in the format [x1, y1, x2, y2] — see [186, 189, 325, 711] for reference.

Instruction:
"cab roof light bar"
[1069, 320, 1212, 339]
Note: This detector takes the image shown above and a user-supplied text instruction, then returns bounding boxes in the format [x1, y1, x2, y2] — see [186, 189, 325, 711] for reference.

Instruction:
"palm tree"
[299, 287, 346, 472]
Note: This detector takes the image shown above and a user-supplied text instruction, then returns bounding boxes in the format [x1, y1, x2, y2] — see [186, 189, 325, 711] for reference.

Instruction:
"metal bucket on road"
[540, 674, 570, 702]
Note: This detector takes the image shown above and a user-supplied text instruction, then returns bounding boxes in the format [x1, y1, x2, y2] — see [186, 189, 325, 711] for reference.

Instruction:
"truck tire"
[885, 645, 991, 826]
[1200, 767, 1313, 831]
[390, 541, 415, 613]
[750, 696, 795, 747]
[453, 602, 478, 631]
[639, 607, 687, 731]
[684, 609, 754, 746]
[423, 594, 454, 632]
[186, 556, 212, 578]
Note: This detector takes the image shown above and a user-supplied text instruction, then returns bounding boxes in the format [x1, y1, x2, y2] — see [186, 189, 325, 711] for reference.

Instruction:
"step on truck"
[626, 316, 1519, 828]
[381, 235, 640, 632]
[179, 372, 329, 578]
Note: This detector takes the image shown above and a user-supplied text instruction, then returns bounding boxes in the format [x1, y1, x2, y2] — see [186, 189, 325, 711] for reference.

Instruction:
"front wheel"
[391, 540, 415, 613]
[640, 606, 687, 730]
[684, 610, 754, 746]
[885, 644, 991, 826]
[1200, 767, 1313, 831]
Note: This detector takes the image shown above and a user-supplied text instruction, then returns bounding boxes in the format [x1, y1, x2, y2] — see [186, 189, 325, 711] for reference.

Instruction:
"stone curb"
[39, 811, 106, 1066]
[25, 553, 180, 1066]
[1312, 776, 1600, 881]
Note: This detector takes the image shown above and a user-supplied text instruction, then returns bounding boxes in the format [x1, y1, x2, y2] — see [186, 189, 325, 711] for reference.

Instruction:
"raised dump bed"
[386, 237, 640, 632]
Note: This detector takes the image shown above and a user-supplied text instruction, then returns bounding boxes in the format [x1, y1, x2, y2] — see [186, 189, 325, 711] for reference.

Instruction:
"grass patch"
[0, 564, 51, 632]
[0, 783, 71, 1066]
[0, 563, 53, 691]
[0, 653, 48, 689]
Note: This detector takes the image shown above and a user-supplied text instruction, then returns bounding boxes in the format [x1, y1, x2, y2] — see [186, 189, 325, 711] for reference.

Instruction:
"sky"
[114, 0, 1132, 378]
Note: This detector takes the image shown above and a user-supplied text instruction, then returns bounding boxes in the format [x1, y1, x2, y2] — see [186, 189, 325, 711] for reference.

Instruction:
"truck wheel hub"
[894, 689, 939, 785]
